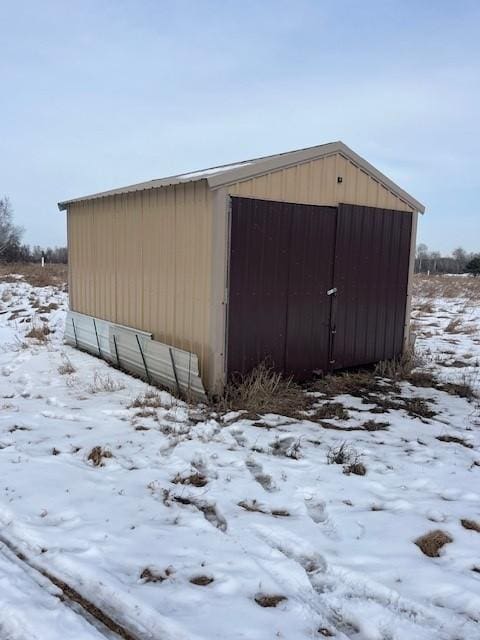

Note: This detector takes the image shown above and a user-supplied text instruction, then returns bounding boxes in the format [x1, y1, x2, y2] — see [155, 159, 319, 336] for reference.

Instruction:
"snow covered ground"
[0, 273, 479, 639]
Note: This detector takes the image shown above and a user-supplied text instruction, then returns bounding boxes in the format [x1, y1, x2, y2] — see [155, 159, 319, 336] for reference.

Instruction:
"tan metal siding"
[227, 152, 414, 212]
[67, 180, 213, 380]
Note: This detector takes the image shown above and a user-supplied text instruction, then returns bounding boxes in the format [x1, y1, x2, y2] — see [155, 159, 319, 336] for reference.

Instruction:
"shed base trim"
[64, 311, 207, 400]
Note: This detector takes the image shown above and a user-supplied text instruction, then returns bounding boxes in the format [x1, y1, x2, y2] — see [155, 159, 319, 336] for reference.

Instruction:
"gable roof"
[58, 141, 425, 213]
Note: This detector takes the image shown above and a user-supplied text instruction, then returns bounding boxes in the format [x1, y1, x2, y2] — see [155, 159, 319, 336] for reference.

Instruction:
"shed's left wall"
[67, 180, 214, 382]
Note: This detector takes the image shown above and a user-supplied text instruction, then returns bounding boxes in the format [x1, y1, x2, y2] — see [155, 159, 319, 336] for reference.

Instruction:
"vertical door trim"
[327, 206, 339, 370]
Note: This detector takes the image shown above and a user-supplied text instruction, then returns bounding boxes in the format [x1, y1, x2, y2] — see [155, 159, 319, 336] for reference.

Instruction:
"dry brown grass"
[0, 263, 67, 287]
[36, 301, 60, 314]
[254, 593, 287, 608]
[238, 499, 267, 514]
[313, 370, 398, 399]
[413, 300, 435, 314]
[58, 354, 76, 375]
[402, 397, 437, 420]
[414, 530, 453, 557]
[26, 323, 52, 341]
[327, 442, 358, 465]
[445, 318, 463, 334]
[314, 401, 350, 420]
[215, 363, 310, 418]
[87, 446, 113, 466]
[413, 274, 480, 301]
[128, 388, 169, 409]
[439, 380, 477, 400]
[436, 434, 473, 449]
[362, 419, 389, 431]
[407, 370, 437, 388]
[140, 566, 173, 583]
[190, 575, 214, 586]
[460, 519, 480, 533]
[172, 472, 208, 488]
[88, 372, 125, 393]
[344, 461, 367, 476]
[374, 348, 421, 381]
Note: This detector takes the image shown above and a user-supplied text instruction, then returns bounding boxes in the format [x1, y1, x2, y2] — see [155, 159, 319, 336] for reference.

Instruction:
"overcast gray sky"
[1, 0, 479, 253]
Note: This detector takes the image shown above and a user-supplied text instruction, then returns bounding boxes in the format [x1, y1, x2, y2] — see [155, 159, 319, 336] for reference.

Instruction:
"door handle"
[327, 287, 337, 296]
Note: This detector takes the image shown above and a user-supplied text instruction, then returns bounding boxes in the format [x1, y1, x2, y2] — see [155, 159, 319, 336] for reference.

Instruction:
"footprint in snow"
[254, 523, 328, 576]
[230, 429, 248, 448]
[304, 495, 327, 523]
[245, 458, 277, 492]
[40, 411, 86, 422]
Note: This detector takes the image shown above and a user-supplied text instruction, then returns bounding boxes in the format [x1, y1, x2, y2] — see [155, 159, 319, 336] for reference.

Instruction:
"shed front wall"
[209, 155, 418, 390]
[67, 180, 214, 381]
[226, 152, 414, 212]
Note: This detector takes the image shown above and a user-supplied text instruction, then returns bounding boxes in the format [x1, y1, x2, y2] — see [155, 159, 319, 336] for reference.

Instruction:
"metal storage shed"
[58, 141, 425, 397]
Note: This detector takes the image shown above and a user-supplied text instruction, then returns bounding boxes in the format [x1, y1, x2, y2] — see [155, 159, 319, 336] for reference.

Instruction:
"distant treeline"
[415, 245, 480, 274]
[0, 196, 67, 263]
[1, 243, 68, 264]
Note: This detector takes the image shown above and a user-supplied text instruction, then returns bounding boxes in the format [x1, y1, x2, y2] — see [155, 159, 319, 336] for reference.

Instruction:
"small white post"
[41, 253, 45, 268]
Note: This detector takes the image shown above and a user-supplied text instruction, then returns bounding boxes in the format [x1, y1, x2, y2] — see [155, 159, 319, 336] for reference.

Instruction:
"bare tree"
[416, 243, 429, 273]
[0, 197, 23, 258]
[452, 247, 468, 273]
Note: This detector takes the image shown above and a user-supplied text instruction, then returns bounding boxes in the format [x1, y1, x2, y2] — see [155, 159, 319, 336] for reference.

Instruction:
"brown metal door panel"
[285, 204, 336, 378]
[227, 197, 291, 375]
[332, 204, 412, 369]
[227, 197, 336, 378]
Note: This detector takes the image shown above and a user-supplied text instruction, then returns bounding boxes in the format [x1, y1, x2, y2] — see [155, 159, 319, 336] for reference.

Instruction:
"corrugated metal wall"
[227, 152, 414, 212]
[67, 180, 213, 379]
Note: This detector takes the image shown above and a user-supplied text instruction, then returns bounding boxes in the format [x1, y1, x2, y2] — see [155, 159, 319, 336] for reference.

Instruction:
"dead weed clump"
[26, 323, 52, 341]
[58, 354, 76, 375]
[403, 397, 437, 420]
[238, 499, 267, 514]
[407, 370, 437, 388]
[414, 300, 435, 314]
[314, 402, 350, 421]
[313, 370, 392, 399]
[327, 442, 367, 475]
[270, 436, 302, 459]
[88, 372, 125, 394]
[327, 442, 357, 465]
[140, 566, 173, 583]
[215, 363, 310, 418]
[374, 348, 420, 381]
[344, 461, 367, 476]
[172, 471, 208, 488]
[439, 379, 477, 400]
[436, 435, 473, 449]
[445, 318, 463, 334]
[87, 446, 113, 467]
[362, 419, 390, 431]
[415, 530, 453, 557]
[254, 593, 287, 608]
[189, 575, 214, 586]
[128, 388, 169, 410]
[460, 519, 480, 533]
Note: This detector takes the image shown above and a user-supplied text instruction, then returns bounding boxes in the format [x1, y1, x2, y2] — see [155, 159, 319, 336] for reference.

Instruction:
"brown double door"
[227, 197, 412, 380]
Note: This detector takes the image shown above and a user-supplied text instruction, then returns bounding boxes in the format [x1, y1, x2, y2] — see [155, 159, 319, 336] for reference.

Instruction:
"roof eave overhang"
[57, 176, 207, 211]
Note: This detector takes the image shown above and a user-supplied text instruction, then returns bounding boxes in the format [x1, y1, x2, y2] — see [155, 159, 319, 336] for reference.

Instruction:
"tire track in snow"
[0, 534, 141, 640]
